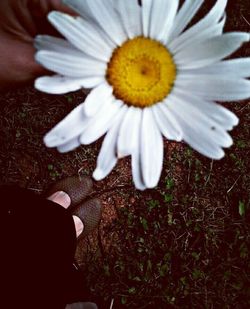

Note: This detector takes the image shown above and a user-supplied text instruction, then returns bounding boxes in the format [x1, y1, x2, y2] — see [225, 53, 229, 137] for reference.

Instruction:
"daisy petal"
[141, 108, 164, 188]
[116, 0, 142, 39]
[172, 89, 239, 130]
[117, 106, 141, 158]
[80, 99, 123, 145]
[168, 103, 226, 159]
[131, 111, 146, 190]
[35, 75, 82, 94]
[48, 12, 113, 61]
[172, 112, 225, 159]
[169, 0, 227, 51]
[149, 0, 179, 44]
[176, 75, 250, 101]
[83, 82, 113, 117]
[181, 58, 250, 78]
[78, 17, 115, 60]
[57, 137, 81, 153]
[171, 13, 226, 54]
[37, 76, 103, 95]
[93, 107, 127, 180]
[211, 105, 239, 130]
[204, 0, 227, 23]
[141, 0, 153, 37]
[168, 94, 233, 152]
[168, 0, 204, 42]
[35, 50, 106, 78]
[44, 103, 89, 148]
[62, 0, 95, 20]
[152, 103, 182, 141]
[34, 35, 82, 56]
[175, 32, 250, 69]
[78, 77, 105, 89]
[84, 0, 127, 45]
[132, 149, 146, 191]
[35, 74, 104, 94]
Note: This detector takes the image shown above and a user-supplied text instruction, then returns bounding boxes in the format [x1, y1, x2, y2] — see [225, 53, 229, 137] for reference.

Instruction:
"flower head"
[35, 0, 250, 190]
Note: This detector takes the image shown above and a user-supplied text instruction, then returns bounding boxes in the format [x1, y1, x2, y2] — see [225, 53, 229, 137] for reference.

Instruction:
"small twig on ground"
[241, 14, 250, 26]
[204, 160, 214, 186]
[77, 162, 88, 178]
[27, 187, 43, 192]
[109, 298, 114, 309]
[109, 175, 124, 187]
[91, 184, 134, 198]
[226, 175, 242, 194]
[238, 102, 250, 112]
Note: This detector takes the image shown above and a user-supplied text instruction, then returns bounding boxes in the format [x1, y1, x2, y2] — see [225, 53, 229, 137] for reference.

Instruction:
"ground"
[0, 1, 250, 308]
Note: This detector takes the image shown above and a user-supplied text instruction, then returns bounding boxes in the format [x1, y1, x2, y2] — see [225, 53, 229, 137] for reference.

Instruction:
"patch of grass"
[1, 86, 249, 309]
[47, 164, 60, 180]
[0, 2, 250, 307]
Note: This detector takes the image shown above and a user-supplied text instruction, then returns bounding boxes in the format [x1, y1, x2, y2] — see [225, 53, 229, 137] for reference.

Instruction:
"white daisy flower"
[35, 0, 250, 190]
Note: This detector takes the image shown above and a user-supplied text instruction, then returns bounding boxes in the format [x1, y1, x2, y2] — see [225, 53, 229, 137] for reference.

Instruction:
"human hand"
[0, 0, 73, 90]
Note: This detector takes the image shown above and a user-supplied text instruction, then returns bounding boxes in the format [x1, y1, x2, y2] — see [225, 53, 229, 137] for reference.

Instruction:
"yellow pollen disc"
[106, 37, 176, 108]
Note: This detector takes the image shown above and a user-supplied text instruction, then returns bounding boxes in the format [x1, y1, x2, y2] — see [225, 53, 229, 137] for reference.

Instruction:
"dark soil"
[0, 1, 249, 308]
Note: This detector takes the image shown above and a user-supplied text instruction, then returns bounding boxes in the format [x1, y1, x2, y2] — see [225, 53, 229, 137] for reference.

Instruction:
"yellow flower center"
[106, 37, 176, 108]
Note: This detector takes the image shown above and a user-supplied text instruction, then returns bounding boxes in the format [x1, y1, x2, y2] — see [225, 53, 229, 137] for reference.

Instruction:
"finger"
[28, 0, 76, 36]
[0, 0, 32, 39]
[47, 0, 77, 15]
[0, 33, 49, 90]
[28, 0, 76, 18]
[11, 1, 37, 37]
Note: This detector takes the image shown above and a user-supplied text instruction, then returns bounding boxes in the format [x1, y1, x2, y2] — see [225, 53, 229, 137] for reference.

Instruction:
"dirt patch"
[0, 1, 250, 308]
